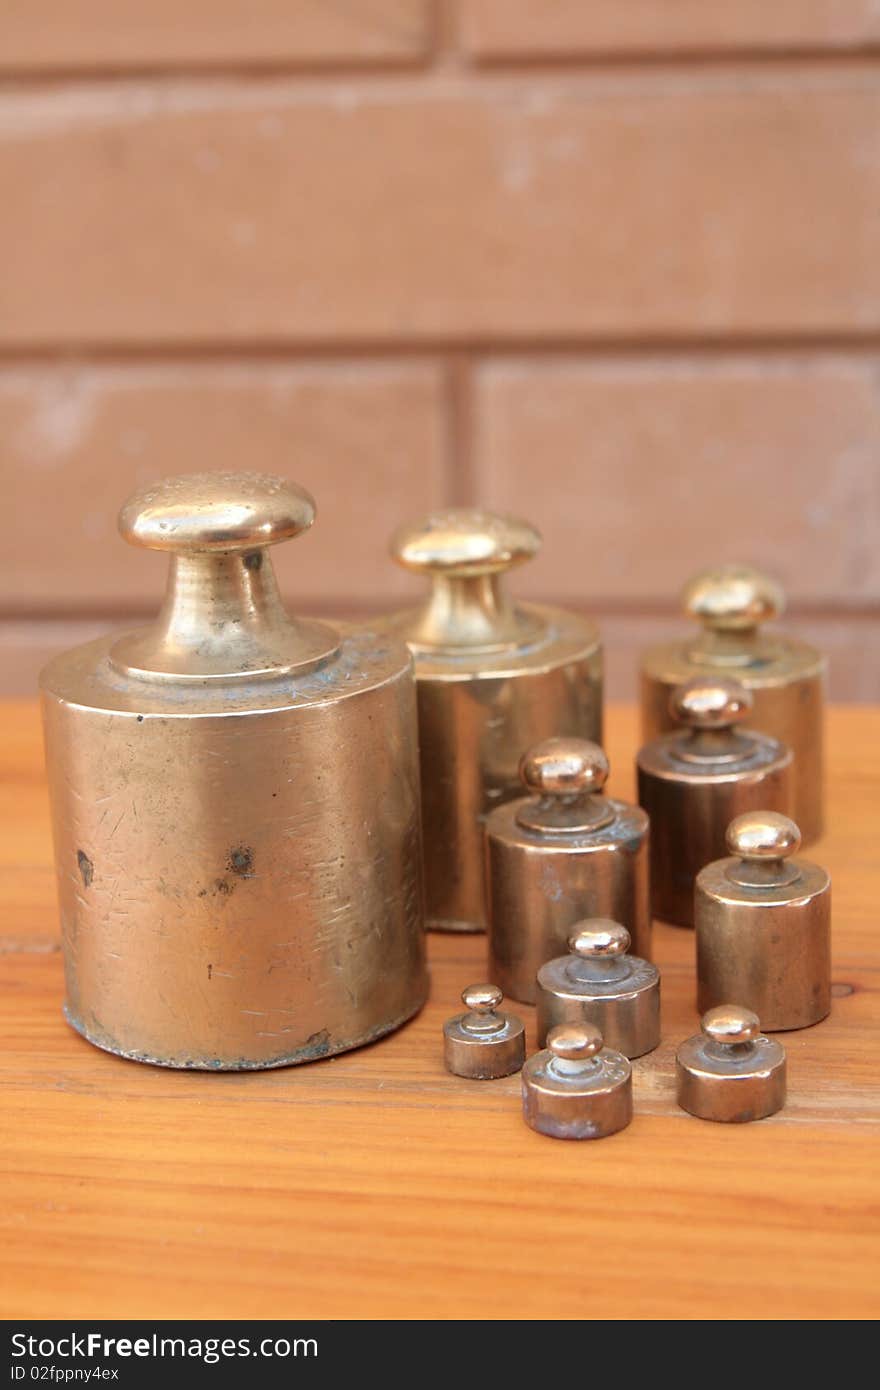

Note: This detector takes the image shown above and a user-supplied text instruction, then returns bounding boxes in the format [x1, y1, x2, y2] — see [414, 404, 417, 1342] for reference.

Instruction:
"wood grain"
[1, 702, 878, 1320]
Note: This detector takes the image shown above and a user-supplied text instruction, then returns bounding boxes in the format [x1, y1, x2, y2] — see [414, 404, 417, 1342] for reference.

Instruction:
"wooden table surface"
[1, 701, 878, 1321]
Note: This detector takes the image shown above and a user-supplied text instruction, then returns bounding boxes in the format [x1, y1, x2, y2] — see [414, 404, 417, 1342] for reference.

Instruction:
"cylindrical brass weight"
[676, 1005, 786, 1124]
[40, 473, 428, 1069]
[640, 566, 825, 841]
[522, 1023, 633, 1140]
[536, 920, 660, 1057]
[485, 739, 650, 1004]
[637, 677, 793, 927]
[382, 510, 602, 932]
[695, 812, 831, 1031]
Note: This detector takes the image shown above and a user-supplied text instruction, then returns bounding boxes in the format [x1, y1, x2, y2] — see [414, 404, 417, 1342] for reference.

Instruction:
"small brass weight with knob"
[695, 812, 831, 1030]
[486, 738, 651, 1003]
[677, 1006, 787, 1123]
[40, 473, 428, 1069]
[383, 509, 602, 933]
[536, 920, 660, 1057]
[443, 984, 525, 1079]
[637, 677, 793, 927]
[640, 565, 825, 841]
[522, 1023, 633, 1140]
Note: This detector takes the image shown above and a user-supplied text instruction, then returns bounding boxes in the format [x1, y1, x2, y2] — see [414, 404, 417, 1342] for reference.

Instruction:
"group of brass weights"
[418, 520, 830, 1138]
[40, 476, 830, 1111]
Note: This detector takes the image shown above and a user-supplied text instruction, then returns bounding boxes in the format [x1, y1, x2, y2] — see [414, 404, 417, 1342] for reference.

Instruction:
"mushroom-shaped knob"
[461, 982, 503, 1015]
[670, 677, 752, 730]
[119, 472, 316, 553]
[727, 812, 801, 861]
[548, 1022, 603, 1064]
[520, 739, 609, 797]
[682, 565, 785, 632]
[390, 509, 540, 578]
[569, 920, 631, 959]
[701, 1004, 761, 1048]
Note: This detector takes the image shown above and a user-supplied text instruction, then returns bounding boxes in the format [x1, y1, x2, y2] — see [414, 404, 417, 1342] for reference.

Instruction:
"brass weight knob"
[676, 1005, 787, 1123]
[389, 508, 543, 651]
[516, 737, 613, 833]
[667, 677, 755, 763]
[521, 1022, 633, 1140]
[112, 472, 339, 681]
[683, 565, 785, 635]
[443, 983, 525, 1079]
[724, 810, 802, 888]
[536, 919, 660, 1057]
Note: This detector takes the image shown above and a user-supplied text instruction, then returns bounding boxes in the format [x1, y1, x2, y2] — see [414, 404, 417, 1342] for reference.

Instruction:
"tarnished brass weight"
[443, 984, 525, 1079]
[40, 473, 427, 1069]
[676, 1005, 787, 1123]
[695, 813, 831, 1030]
[640, 565, 826, 841]
[383, 509, 602, 932]
[536, 920, 660, 1057]
[637, 677, 793, 927]
[485, 739, 650, 1004]
[522, 1023, 633, 1140]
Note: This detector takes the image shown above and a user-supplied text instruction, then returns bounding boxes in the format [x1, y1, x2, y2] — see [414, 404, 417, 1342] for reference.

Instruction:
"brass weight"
[383, 510, 602, 932]
[640, 565, 826, 842]
[695, 812, 831, 1031]
[485, 739, 650, 1004]
[40, 473, 428, 1069]
[636, 677, 793, 927]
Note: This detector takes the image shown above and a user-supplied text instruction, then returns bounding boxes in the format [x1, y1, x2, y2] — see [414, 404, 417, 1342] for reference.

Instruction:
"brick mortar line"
[3, 47, 880, 84]
[3, 338, 880, 365]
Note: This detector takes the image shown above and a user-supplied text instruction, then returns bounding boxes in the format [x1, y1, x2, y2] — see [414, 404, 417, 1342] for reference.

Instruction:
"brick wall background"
[3, 2, 879, 698]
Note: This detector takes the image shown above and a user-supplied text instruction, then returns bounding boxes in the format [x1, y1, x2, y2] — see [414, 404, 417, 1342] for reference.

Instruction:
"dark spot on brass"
[76, 850, 94, 888]
[215, 878, 233, 896]
[244, 550, 263, 572]
[136, 714, 144, 722]
[301, 1029, 331, 1060]
[207, 964, 213, 980]
[831, 981, 855, 998]
[228, 846, 254, 877]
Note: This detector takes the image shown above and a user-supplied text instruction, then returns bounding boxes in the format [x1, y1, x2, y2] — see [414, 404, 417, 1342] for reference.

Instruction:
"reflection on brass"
[535, 920, 660, 1057]
[485, 738, 650, 1005]
[676, 1006, 786, 1123]
[522, 1023, 632, 1140]
[637, 677, 793, 927]
[40, 472, 427, 1070]
[695, 812, 831, 1031]
[442, 984, 525, 1079]
[382, 509, 602, 933]
[640, 565, 825, 841]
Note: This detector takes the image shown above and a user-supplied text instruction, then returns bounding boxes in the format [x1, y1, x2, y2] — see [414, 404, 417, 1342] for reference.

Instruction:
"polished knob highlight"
[670, 677, 752, 730]
[391, 509, 540, 577]
[119, 472, 317, 552]
[569, 921, 630, 959]
[683, 565, 785, 631]
[519, 739, 609, 797]
[727, 811, 801, 861]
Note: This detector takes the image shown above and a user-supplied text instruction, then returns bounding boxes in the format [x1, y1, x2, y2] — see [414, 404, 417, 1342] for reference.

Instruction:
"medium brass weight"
[383, 510, 602, 932]
[40, 473, 427, 1069]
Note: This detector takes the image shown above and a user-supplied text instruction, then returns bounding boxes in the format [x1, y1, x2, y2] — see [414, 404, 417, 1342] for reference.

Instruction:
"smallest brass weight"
[521, 1023, 632, 1140]
[536, 920, 660, 1058]
[443, 984, 525, 1079]
[676, 1005, 786, 1123]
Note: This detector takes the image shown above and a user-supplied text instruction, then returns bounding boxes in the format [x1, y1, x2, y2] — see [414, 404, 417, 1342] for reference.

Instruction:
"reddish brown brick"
[1, 76, 878, 345]
[472, 356, 880, 603]
[2, 1, 431, 71]
[461, 1, 880, 59]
